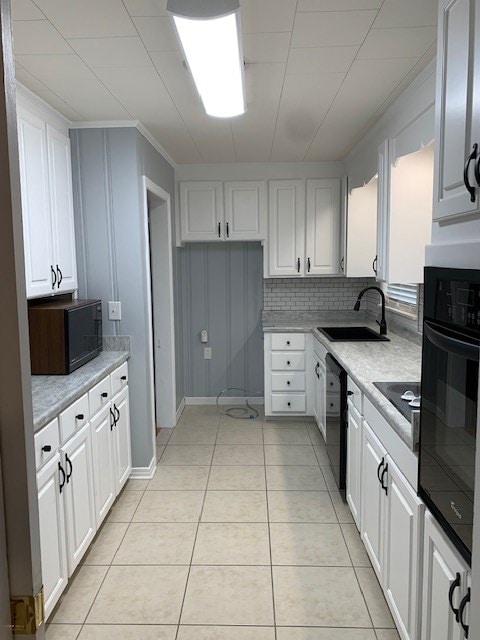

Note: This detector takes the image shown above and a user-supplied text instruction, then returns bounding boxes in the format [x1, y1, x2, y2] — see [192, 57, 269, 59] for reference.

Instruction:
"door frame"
[141, 177, 176, 452]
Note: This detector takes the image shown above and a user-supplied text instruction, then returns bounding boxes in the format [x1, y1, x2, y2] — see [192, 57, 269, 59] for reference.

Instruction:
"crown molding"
[15, 82, 72, 129]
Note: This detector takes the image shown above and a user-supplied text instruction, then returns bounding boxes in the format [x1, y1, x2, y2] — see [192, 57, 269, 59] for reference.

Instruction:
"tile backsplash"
[263, 277, 376, 312]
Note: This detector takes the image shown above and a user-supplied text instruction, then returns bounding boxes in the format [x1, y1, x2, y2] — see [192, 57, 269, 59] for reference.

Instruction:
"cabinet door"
[421, 512, 468, 640]
[361, 419, 387, 578]
[179, 181, 224, 241]
[346, 400, 362, 530]
[224, 181, 266, 241]
[384, 458, 424, 640]
[268, 180, 305, 277]
[314, 358, 326, 441]
[433, 0, 480, 221]
[90, 405, 116, 528]
[112, 387, 132, 493]
[346, 177, 378, 278]
[47, 125, 78, 293]
[305, 179, 341, 276]
[17, 108, 55, 298]
[37, 453, 68, 619]
[62, 423, 96, 575]
[376, 140, 390, 282]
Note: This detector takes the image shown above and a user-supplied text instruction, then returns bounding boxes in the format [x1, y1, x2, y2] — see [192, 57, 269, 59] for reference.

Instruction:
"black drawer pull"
[42, 445, 52, 452]
[56, 264, 63, 288]
[380, 463, 389, 495]
[287, 402, 291, 407]
[377, 457, 385, 483]
[58, 462, 66, 493]
[101, 392, 108, 398]
[121, 375, 127, 381]
[458, 588, 470, 638]
[448, 573, 461, 621]
[51, 265, 57, 290]
[287, 381, 291, 385]
[347, 390, 353, 396]
[287, 360, 291, 365]
[75, 414, 84, 420]
[286, 341, 290, 345]
[110, 408, 116, 430]
[65, 454, 73, 483]
[464, 144, 477, 202]
[114, 404, 120, 423]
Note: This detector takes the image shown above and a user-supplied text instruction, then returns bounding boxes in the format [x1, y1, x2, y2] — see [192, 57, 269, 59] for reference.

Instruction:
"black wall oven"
[419, 267, 480, 565]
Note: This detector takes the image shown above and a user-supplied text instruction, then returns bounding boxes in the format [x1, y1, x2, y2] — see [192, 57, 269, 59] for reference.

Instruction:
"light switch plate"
[204, 347, 212, 360]
[108, 301, 122, 320]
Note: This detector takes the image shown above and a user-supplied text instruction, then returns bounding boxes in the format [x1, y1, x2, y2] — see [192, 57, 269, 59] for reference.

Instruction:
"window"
[386, 283, 418, 306]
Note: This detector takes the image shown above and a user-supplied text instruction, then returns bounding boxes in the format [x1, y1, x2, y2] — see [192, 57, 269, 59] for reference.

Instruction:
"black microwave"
[28, 299, 102, 375]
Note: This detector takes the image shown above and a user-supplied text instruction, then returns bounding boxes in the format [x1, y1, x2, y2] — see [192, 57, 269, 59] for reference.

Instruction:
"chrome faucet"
[354, 286, 387, 336]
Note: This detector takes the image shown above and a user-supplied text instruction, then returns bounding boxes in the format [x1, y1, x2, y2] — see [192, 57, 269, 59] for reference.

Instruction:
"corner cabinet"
[179, 180, 266, 242]
[268, 178, 342, 277]
[17, 100, 77, 298]
[433, 0, 480, 221]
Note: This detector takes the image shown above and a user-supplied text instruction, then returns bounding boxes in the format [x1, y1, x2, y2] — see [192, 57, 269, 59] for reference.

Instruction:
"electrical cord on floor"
[216, 387, 261, 420]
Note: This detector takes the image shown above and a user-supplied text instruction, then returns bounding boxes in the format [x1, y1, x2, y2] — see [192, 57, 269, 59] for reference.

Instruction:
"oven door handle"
[424, 322, 480, 362]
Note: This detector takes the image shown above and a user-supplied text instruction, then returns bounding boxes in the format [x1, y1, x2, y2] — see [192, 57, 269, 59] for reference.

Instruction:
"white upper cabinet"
[433, 0, 480, 221]
[224, 181, 266, 241]
[17, 107, 55, 298]
[179, 180, 267, 242]
[376, 139, 390, 283]
[180, 181, 223, 241]
[47, 125, 77, 293]
[268, 178, 342, 277]
[345, 176, 378, 278]
[17, 97, 78, 299]
[268, 179, 305, 277]
[305, 179, 341, 276]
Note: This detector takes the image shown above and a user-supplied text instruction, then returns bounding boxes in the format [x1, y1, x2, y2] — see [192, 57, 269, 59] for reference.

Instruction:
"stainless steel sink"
[317, 326, 390, 342]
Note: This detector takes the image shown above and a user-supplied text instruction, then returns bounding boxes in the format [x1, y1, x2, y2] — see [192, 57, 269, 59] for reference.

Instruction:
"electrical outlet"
[204, 347, 212, 360]
[108, 301, 122, 320]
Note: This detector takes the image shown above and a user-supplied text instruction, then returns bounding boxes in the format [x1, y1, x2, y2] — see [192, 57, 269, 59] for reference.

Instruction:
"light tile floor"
[47, 406, 400, 640]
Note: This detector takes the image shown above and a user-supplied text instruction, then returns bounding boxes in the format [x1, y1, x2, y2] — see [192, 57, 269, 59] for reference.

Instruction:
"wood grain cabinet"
[17, 103, 77, 298]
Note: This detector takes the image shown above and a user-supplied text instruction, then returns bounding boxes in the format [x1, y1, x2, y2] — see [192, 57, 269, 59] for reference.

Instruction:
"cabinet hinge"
[10, 588, 44, 634]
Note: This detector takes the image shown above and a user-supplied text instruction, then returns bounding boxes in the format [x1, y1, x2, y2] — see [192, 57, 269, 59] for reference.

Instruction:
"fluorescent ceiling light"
[167, 0, 245, 119]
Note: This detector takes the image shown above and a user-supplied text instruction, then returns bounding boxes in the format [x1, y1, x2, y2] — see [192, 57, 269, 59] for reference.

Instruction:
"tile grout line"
[262, 422, 278, 639]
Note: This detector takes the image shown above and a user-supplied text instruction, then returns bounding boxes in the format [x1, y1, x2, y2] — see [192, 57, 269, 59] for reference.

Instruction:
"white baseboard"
[185, 397, 265, 406]
[176, 397, 186, 423]
[130, 456, 156, 480]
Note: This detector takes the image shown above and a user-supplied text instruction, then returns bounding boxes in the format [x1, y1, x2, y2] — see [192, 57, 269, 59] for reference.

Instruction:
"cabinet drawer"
[34, 418, 60, 470]
[59, 394, 89, 444]
[110, 362, 128, 397]
[271, 372, 306, 392]
[326, 372, 340, 393]
[325, 392, 340, 417]
[271, 333, 306, 351]
[347, 377, 362, 414]
[89, 377, 111, 418]
[271, 352, 306, 371]
[271, 394, 306, 413]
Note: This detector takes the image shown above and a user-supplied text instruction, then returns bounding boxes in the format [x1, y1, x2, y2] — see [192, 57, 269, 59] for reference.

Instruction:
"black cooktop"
[373, 381, 421, 421]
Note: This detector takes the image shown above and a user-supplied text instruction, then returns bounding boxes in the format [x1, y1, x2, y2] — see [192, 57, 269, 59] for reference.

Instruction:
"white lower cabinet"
[314, 358, 326, 440]
[62, 422, 96, 575]
[111, 386, 132, 493]
[422, 512, 471, 640]
[37, 453, 68, 619]
[91, 405, 116, 527]
[346, 399, 362, 529]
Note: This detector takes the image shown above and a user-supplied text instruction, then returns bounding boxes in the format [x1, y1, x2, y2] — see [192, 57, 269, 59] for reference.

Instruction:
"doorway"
[141, 178, 176, 456]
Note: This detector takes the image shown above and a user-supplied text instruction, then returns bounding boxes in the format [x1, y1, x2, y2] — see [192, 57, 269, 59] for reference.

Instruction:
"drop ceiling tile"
[124, 0, 168, 16]
[12, 0, 44, 21]
[298, 0, 382, 9]
[12, 20, 73, 54]
[270, 72, 345, 161]
[68, 36, 152, 68]
[292, 10, 378, 47]
[16, 53, 97, 82]
[243, 32, 291, 63]
[357, 26, 437, 59]
[133, 16, 179, 51]
[374, 0, 438, 28]
[287, 46, 358, 74]
[33, 89, 84, 120]
[241, 0, 297, 34]
[34, 0, 136, 38]
[175, 103, 236, 163]
[15, 63, 48, 90]
[142, 118, 202, 163]
[161, 71, 200, 106]
[150, 50, 185, 77]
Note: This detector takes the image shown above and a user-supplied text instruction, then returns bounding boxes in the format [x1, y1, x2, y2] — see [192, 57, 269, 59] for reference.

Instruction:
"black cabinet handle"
[58, 462, 66, 493]
[377, 457, 385, 483]
[42, 445, 52, 452]
[56, 264, 63, 288]
[287, 360, 291, 366]
[51, 265, 57, 290]
[340, 257, 344, 272]
[297, 257, 300, 273]
[110, 408, 116, 430]
[307, 257, 311, 273]
[287, 402, 291, 407]
[65, 454, 73, 483]
[448, 573, 461, 621]
[380, 463, 389, 495]
[458, 588, 470, 638]
[330, 402, 334, 408]
[475, 147, 480, 188]
[315, 362, 319, 379]
[464, 143, 478, 203]
[75, 414, 84, 421]
[218, 222, 221, 238]
[287, 380, 291, 386]
[114, 404, 120, 423]
[372, 255, 377, 275]
[121, 375, 127, 381]
[347, 390, 354, 396]
[286, 340, 290, 345]
[101, 392, 108, 398]
[226, 222, 230, 238]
